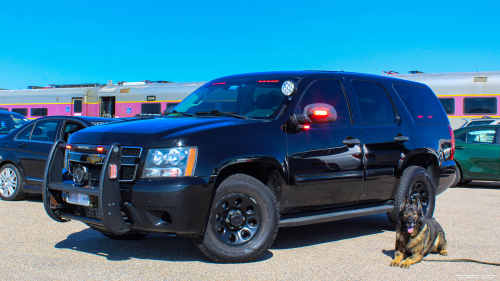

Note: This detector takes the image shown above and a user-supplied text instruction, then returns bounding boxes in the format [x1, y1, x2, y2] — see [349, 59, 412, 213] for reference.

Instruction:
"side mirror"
[304, 103, 337, 124]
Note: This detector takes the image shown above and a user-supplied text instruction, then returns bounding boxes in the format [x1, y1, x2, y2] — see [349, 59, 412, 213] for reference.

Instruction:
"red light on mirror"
[303, 125, 310, 129]
[313, 110, 329, 117]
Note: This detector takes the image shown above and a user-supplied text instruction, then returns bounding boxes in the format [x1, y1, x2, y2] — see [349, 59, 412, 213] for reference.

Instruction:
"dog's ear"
[415, 197, 424, 215]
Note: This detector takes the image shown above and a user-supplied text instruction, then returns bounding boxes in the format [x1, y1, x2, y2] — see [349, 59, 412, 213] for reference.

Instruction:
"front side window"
[295, 79, 352, 125]
[17, 124, 34, 140]
[31, 108, 48, 117]
[174, 77, 296, 119]
[459, 129, 497, 144]
[352, 81, 396, 125]
[464, 98, 497, 114]
[31, 120, 59, 142]
[438, 98, 455, 114]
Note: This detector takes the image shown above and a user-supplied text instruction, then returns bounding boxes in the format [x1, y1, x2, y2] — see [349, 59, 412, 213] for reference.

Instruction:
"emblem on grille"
[73, 164, 88, 185]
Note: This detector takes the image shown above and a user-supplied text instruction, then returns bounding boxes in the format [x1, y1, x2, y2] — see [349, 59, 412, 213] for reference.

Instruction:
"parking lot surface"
[1, 182, 499, 280]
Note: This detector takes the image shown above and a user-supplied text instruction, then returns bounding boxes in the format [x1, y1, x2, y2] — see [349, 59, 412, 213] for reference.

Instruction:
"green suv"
[453, 125, 500, 185]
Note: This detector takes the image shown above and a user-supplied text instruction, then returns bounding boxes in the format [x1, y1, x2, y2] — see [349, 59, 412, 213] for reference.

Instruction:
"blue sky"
[1, 0, 499, 89]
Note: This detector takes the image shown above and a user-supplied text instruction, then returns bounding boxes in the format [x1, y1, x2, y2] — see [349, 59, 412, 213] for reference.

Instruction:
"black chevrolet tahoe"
[43, 71, 456, 263]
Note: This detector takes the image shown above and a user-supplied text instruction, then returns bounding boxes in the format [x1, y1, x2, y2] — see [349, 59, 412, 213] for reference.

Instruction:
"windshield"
[173, 77, 297, 119]
[0, 114, 29, 134]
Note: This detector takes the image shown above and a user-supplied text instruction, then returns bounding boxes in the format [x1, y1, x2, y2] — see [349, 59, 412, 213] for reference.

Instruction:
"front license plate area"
[65, 192, 91, 207]
[85, 207, 101, 220]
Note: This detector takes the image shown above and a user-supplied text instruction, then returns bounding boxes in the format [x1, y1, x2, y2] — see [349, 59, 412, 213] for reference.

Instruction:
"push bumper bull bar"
[43, 140, 144, 234]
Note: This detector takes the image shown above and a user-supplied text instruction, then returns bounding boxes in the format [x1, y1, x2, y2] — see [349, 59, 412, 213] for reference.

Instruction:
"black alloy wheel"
[193, 174, 279, 263]
[387, 166, 436, 228]
[212, 194, 262, 246]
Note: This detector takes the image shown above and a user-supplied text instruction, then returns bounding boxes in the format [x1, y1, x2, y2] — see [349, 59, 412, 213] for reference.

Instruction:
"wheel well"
[214, 162, 282, 203]
[402, 154, 439, 188]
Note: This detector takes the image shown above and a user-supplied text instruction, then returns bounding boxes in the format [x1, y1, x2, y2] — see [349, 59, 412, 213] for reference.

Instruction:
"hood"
[68, 117, 261, 148]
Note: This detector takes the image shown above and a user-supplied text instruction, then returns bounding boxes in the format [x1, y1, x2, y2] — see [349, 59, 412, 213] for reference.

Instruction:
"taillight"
[448, 125, 455, 161]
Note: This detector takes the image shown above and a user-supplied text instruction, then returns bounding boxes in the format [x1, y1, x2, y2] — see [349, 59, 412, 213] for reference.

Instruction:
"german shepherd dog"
[390, 198, 448, 268]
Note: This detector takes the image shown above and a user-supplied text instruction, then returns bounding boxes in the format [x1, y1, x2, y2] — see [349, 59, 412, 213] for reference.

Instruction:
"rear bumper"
[437, 160, 457, 195]
[43, 141, 213, 237]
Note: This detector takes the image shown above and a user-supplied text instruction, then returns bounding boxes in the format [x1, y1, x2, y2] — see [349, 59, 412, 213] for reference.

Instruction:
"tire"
[89, 225, 149, 240]
[387, 166, 436, 229]
[0, 164, 27, 201]
[451, 164, 470, 187]
[192, 174, 279, 263]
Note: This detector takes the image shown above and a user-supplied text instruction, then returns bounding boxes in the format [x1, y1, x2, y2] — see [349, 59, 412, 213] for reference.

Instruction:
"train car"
[97, 82, 206, 118]
[0, 81, 206, 119]
[394, 71, 500, 129]
[0, 87, 100, 119]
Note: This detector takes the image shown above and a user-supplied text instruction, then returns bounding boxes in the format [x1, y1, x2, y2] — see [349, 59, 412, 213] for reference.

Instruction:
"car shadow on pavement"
[25, 194, 43, 202]
[454, 181, 500, 189]
[271, 213, 394, 250]
[54, 228, 273, 263]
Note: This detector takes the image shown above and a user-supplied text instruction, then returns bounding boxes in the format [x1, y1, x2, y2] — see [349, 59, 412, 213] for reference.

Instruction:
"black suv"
[43, 71, 456, 263]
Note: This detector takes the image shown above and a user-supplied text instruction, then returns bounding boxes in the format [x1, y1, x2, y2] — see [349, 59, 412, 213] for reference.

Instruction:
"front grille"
[122, 148, 141, 156]
[70, 164, 137, 181]
[120, 166, 137, 180]
[87, 165, 102, 178]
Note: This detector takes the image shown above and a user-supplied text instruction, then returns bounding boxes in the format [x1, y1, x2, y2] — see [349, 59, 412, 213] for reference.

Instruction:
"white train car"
[394, 71, 500, 129]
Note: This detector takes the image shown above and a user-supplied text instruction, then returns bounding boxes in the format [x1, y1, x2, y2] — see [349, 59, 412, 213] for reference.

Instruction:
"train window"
[393, 83, 449, 125]
[12, 108, 28, 116]
[141, 103, 161, 114]
[463, 98, 497, 114]
[438, 98, 455, 114]
[31, 108, 48, 117]
[73, 100, 82, 113]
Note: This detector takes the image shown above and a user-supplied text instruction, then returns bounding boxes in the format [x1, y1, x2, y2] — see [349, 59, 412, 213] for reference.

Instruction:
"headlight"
[143, 147, 198, 178]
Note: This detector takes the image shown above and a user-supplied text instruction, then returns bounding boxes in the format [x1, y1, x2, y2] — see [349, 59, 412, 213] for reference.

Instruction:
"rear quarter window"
[393, 83, 448, 125]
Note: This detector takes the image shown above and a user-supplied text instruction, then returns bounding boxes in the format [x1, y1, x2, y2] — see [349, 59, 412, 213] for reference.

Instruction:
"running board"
[279, 205, 394, 227]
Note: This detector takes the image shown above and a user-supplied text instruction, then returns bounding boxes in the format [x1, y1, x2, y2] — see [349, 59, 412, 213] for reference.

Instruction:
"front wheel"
[0, 164, 27, 201]
[193, 174, 279, 263]
[387, 166, 436, 228]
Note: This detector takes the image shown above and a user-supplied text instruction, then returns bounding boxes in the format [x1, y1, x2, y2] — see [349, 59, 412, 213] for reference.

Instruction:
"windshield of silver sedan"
[172, 77, 296, 119]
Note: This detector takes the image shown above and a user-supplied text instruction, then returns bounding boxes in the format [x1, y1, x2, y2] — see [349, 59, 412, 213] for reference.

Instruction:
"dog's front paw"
[390, 259, 401, 267]
[400, 260, 412, 269]
[439, 250, 448, 256]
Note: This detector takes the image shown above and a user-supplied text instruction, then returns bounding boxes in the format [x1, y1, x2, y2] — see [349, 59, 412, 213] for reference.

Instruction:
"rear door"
[348, 80, 411, 205]
[13, 119, 61, 182]
[455, 127, 500, 180]
[287, 78, 364, 211]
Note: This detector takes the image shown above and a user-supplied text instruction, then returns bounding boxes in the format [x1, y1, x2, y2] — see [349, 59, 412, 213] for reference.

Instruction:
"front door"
[287, 79, 364, 212]
[100, 97, 115, 118]
[13, 119, 61, 182]
[349, 80, 411, 204]
[72, 98, 83, 116]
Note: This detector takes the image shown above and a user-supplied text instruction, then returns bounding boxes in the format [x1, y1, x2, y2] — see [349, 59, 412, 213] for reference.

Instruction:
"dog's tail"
[424, 258, 500, 266]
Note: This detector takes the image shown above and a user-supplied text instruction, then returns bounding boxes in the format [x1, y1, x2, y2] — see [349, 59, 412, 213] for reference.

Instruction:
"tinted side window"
[31, 108, 48, 117]
[12, 108, 28, 116]
[18, 124, 34, 140]
[464, 129, 497, 144]
[351, 81, 396, 125]
[394, 83, 449, 125]
[141, 103, 161, 114]
[463, 98, 497, 114]
[438, 98, 455, 114]
[296, 79, 352, 125]
[31, 120, 59, 142]
[73, 100, 83, 113]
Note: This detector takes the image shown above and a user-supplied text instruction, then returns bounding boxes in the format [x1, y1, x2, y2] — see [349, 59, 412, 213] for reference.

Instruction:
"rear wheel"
[387, 166, 436, 228]
[0, 164, 27, 201]
[193, 174, 279, 263]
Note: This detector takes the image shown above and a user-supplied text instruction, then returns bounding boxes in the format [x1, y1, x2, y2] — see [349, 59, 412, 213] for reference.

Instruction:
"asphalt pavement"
[1, 181, 499, 280]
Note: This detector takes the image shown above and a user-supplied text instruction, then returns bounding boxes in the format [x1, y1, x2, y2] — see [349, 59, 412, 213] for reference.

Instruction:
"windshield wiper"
[164, 110, 195, 117]
[196, 109, 248, 119]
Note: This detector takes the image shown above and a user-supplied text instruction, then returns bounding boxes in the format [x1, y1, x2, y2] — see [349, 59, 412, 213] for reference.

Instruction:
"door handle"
[18, 143, 27, 148]
[455, 146, 466, 150]
[343, 138, 361, 146]
[394, 135, 409, 142]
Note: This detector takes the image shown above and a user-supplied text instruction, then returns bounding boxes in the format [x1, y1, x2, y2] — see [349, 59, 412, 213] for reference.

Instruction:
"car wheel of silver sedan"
[0, 164, 26, 201]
